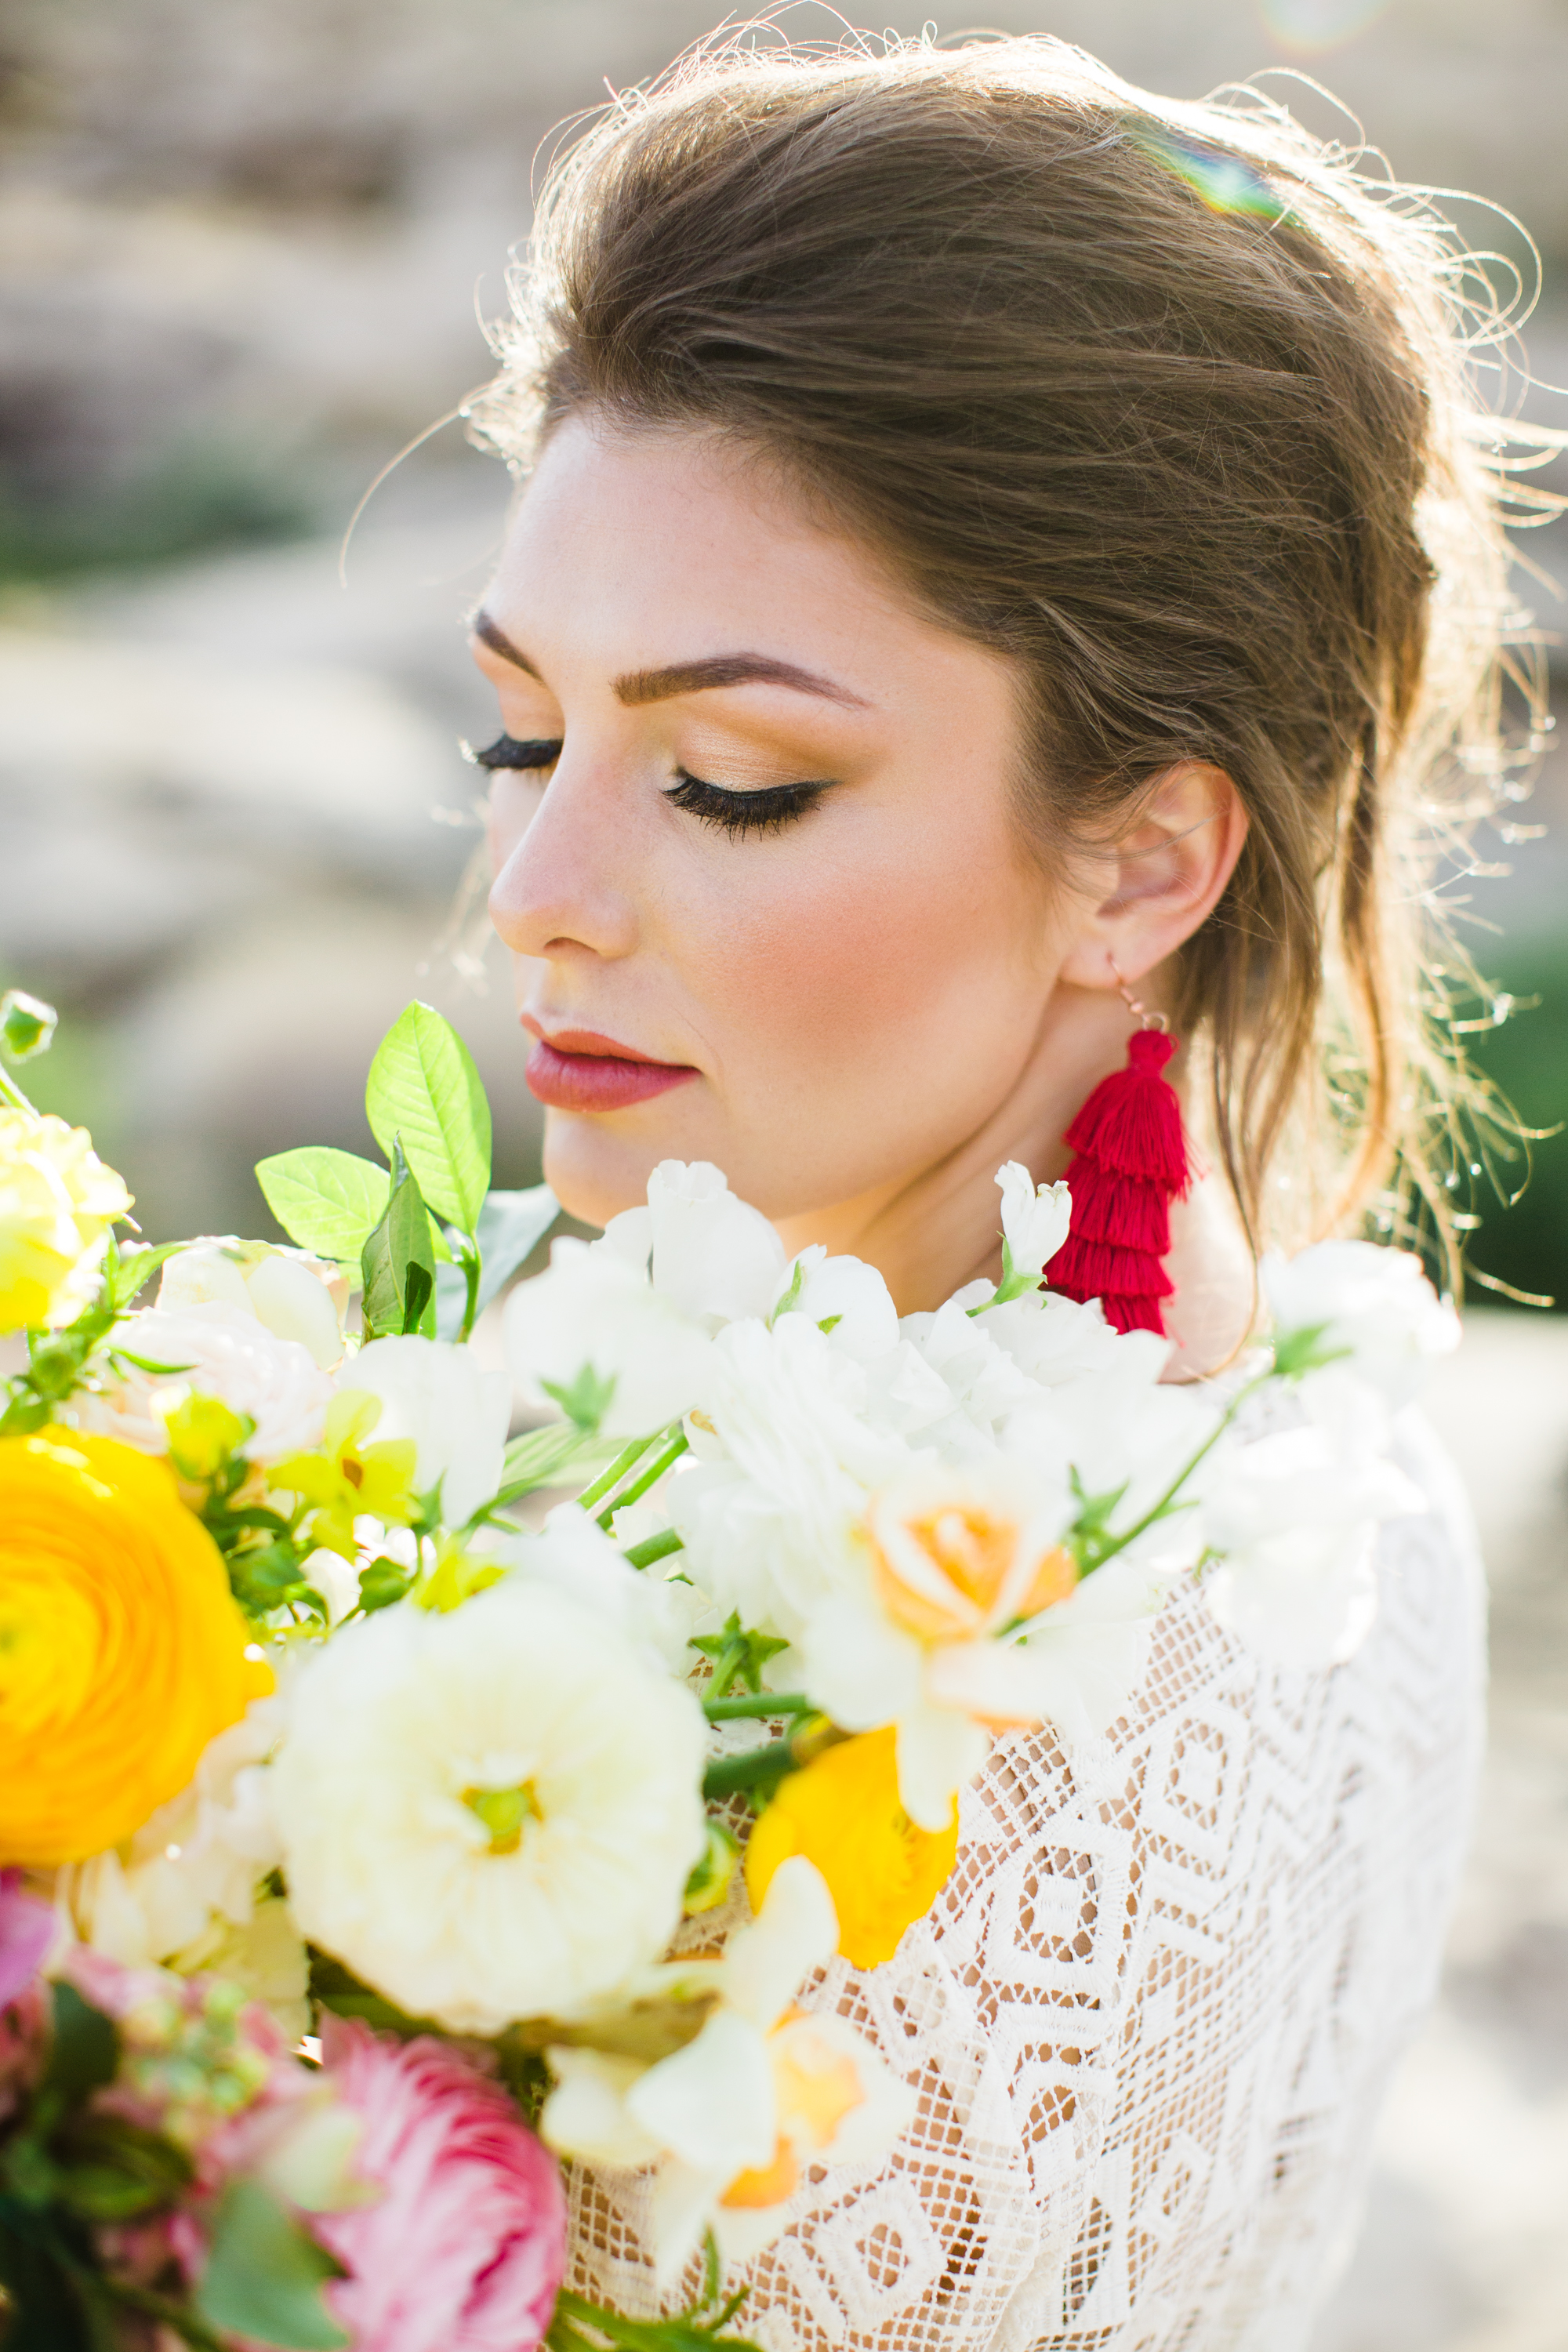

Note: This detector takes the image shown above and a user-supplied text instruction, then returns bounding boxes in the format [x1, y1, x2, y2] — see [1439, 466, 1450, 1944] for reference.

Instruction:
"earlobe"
[1059, 761, 1247, 992]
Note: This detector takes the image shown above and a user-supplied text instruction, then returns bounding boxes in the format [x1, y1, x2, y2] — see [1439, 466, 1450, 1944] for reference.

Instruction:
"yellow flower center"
[463, 1780, 542, 1856]
[721, 2008, 866, 2210]
[869, 1501, 1076, 1642]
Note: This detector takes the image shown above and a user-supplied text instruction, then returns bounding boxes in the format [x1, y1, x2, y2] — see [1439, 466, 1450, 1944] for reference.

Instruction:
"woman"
[466, 32, 1524, 2348]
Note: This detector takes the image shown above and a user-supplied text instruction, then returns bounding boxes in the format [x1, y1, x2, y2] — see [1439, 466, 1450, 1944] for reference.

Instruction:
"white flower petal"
[627, 2009, 777, 2176]
[271, 1582, 706, 2031]
[648, 1160, 786, 1327]
[722, 1857, 839, 2031]
[505, 1236, 714, 1437]
[542, 2049, 666, 2169]
[1203, 1523, 1381, 1669]
[895, 1705, 983, 1832]
[798, 1592, 924, 1734]
[346, 1336, 510, 1526]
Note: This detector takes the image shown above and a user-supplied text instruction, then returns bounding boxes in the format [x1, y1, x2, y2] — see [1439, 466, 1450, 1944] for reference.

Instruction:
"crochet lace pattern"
[566, 1410, 1483, 2351]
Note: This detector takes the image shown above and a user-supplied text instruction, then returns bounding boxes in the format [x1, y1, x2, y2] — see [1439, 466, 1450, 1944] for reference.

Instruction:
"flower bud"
[0, 991, 57, 1062]
[682, 1820, 740, 1915]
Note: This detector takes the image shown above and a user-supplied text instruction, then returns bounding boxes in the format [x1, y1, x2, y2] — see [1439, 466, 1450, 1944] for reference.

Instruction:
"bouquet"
[0, 986, 1458, 2350]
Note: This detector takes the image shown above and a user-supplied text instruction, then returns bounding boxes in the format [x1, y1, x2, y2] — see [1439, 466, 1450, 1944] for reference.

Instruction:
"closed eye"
[466, 733, 563, 771]
[663, 771, 832, 839]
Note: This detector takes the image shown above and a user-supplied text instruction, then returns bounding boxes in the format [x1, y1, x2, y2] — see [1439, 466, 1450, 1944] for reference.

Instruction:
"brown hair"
[471, 31, 1556, 1282]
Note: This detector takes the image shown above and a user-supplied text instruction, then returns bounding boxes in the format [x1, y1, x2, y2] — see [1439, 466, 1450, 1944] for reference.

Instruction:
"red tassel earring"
[1048, 964, 1191, 1336]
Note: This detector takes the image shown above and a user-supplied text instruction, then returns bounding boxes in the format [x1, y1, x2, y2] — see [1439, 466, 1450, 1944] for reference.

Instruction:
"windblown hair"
[471, 28, 1558, 1283]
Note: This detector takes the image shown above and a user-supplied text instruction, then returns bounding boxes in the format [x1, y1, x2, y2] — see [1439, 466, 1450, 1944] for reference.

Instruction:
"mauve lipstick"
[522, 1022, 698, 1114]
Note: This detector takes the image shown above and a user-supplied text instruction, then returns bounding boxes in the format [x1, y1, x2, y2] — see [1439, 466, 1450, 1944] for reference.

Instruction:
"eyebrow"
[472, 611, 867, 710]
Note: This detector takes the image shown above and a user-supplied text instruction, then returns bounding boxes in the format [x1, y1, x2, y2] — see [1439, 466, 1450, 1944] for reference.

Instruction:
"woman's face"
[478, 417, 1091, 1236]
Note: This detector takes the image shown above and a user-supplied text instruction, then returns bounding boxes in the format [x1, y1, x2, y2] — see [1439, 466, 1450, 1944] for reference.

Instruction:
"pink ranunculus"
[314, 2017, 568, 2352]
[0, 1869, 53, 2009]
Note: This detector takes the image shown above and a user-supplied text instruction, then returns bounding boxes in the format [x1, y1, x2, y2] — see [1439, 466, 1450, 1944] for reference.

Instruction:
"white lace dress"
[566, 1406, 1484, 2350]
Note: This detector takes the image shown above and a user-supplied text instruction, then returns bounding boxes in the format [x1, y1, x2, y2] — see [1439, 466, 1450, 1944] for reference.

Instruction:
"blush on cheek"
[704, 824, 1022, 1077]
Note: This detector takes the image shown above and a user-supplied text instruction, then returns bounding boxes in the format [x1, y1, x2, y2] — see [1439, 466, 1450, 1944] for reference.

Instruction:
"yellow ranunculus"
[0, 1109, 132, 1333]
[0, 1432, 270, 1866]
[745, 1727, 960, 1970]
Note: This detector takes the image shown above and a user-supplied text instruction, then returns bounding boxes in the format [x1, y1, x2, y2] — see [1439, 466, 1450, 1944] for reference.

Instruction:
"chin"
[539, 1110, 680, 1230]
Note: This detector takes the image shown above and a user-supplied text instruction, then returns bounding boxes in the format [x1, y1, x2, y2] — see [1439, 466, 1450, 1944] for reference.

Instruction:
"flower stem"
[576, 1435, 654, 1512]
[0, 1065, 36, 1114]
[623, 1527, 684, 1570]
[702, 1690, 810, 1721]
[597, 1428, 689, 1529]
[456, 1235, 482, 1343]
[550, 2286, 763, 2352]
[1077, 1367, 1271, 1577]
[701, 1739, 798, 1802]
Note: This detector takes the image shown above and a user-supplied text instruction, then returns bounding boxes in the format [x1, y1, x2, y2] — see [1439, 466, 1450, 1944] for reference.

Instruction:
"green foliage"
[1458, 943, 1568, 1312]
[0, 990, 56, 1062]
[689, 1613, 789, 1701]
[255, 1148, 390, 1275]
[434, 1183, 559, 1340]
[0, 1247, 133, 1436]
[359, 1142, 437, 1341]
[0, 1984, 215, 2352]
[193, 2180, 347, 2350]
[365, 1001, 492, 1235]
[0, 440, 314, 584]
[40, 1987, 118, 2111]
[548, 2273, 762, 2352]
[540, 1363, 619, 1433]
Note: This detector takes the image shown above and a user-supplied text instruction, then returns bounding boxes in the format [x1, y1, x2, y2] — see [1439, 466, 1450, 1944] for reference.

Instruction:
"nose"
[487, 757, 641, 964]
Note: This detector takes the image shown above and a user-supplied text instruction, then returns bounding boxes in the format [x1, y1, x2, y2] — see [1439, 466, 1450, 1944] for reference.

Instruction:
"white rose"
[771, 1245, 900, 1361]
[158, 1240, 347, 1369]
[1200, 1371, 1426, 1668]
[646, 1160, 786, 1328]
[996, 1162, 1073, 1283]
[270, 1581, 707, 2033]
[505, 1236, 715, 1439]
[343, 1335, 511, 1527]
[1261, 1239, 1459, 1407]
[75, 1303, 333, 1462]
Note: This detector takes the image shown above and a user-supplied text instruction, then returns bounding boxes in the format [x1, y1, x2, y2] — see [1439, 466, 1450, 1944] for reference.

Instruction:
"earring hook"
[1107, 956, 1170, 1034]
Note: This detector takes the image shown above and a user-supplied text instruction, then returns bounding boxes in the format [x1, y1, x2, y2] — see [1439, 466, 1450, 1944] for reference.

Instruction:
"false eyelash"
[466, 733, 563, 770]
[663, 771, 830, 839]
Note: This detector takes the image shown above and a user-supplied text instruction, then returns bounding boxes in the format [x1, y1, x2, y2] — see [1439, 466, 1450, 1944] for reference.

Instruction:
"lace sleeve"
[564, 1410, 1484, 2351]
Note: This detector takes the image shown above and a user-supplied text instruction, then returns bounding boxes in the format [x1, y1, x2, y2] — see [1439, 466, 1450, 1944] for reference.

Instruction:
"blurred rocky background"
[0, 3, 1564, 2343]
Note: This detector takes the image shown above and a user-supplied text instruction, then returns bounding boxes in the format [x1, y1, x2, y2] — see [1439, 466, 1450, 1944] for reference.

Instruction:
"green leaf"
[434, 1184, 560, 1341]
[1270, 1321, 1352, 1381]
[359, 1144, 437, 1342]
[0, 2209, 101, 2352]
[539, 1363, 618, 1433]
[108, 1240, 184, 1310]
[493, 1421, 615, 1501]
[365, 1003, 492, 1233]
[42, 1984, 117, 2107]
[193, 2180, 347, 2350]
[256, 1148, 390, 1270]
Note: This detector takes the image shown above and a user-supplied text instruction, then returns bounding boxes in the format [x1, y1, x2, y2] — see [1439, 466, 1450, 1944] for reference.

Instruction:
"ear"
[1057, 762, 1248, 993]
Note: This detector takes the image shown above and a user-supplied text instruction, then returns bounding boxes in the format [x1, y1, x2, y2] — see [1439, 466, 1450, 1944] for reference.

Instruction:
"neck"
[772, 980, 1256, 1377]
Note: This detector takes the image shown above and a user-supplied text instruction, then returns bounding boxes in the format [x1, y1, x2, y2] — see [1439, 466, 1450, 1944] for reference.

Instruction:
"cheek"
[686, 808, 1053, 1089]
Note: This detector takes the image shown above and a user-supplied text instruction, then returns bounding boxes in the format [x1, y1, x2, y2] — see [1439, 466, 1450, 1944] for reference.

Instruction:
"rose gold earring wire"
[1106, 955, 1170, 1034]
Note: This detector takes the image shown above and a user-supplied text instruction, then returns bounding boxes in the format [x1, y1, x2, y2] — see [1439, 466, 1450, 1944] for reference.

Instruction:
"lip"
[521, 1021, 699, 1115]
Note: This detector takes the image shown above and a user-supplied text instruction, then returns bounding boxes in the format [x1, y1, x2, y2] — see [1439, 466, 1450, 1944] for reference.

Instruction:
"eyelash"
[665, 772, 830, 839]
[470, 734, 831, 840]
[468, 735, 562, 771]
